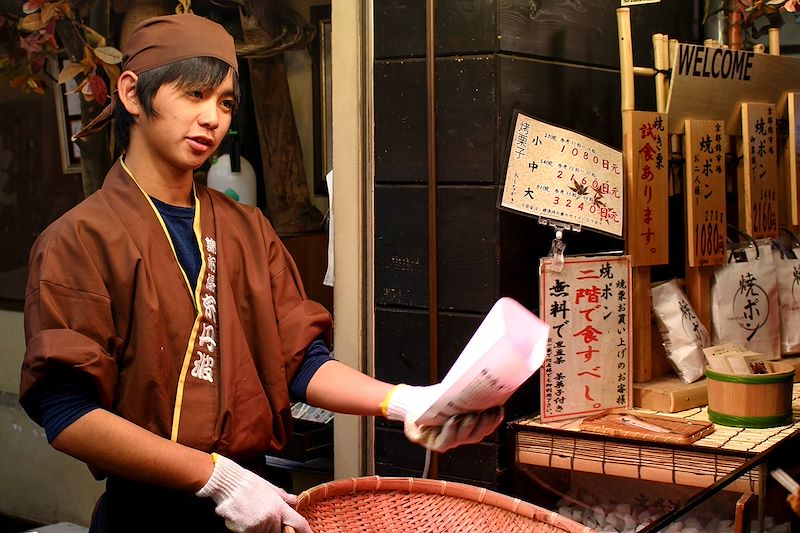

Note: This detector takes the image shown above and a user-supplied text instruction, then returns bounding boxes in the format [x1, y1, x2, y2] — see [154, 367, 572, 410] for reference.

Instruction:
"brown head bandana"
[73, 13, 238, 140]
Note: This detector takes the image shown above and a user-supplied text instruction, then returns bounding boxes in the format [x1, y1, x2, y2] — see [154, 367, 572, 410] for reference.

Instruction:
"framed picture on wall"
[311, 5, 332, 196]
[50, 55, 82, 174]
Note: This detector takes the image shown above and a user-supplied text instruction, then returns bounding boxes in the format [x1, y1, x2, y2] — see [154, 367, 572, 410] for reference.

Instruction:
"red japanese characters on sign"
[539, 255, 632, 422]
[624, 111, 669, 266]
[501, 113, 624, 237]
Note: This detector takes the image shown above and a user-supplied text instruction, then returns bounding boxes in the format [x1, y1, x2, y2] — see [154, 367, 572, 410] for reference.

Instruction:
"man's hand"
[788, 490, 800, 517]
[383, 384, 504, 452]
[196, 454, 312, 533]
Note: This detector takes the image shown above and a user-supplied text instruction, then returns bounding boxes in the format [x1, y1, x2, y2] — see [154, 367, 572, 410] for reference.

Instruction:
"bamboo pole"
[653, 33, 668, 115]
[633, 66, 657, 77]
[668, 38, 681, 196]
[769, 27, 780, 56]
[618, 7, 655, 383]
[617, 8, 634, 112]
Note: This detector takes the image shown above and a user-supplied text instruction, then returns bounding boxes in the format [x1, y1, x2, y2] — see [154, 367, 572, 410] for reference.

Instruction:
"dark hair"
[113, 56, 240, 153]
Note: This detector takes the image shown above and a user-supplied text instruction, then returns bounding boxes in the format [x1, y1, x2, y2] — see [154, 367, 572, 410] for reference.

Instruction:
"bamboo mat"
[513, 384, 800, 492]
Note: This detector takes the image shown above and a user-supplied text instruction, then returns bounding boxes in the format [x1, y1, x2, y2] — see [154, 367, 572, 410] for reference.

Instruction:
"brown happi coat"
[20, 160, 332, 459]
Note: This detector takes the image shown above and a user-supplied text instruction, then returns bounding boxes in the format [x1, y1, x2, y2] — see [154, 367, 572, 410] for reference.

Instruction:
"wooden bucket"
[705, 362, 795, 428]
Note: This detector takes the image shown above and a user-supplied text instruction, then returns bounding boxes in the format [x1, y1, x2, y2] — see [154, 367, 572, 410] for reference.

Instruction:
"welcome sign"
[667, 43, 800, 134]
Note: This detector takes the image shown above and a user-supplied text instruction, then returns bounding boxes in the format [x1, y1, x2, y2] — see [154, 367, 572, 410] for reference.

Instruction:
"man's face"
[135, 70, 236, 174]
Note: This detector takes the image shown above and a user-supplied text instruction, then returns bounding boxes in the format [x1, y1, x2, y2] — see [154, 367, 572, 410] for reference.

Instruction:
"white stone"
[767, 522, 790, 533]
[685, 517, 702, 529]
[606, 511, 624, 530]
[665, 521, 684, 533]
[594, 506, 607, 528]
[615, 503, 632, 516]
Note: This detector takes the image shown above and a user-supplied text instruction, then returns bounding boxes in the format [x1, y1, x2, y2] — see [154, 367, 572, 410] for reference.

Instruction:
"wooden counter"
[512, 384, 800, 494]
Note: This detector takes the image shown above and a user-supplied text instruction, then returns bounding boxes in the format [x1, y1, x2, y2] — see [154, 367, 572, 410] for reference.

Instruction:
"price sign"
[742, 102, 779, 239]
[500, 113, 624, 237]
[684, 119, 726, 267]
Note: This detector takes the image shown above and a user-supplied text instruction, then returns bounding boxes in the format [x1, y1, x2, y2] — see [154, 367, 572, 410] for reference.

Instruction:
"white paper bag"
[651, 279, 710, 383]
[711, 241, 781, 359]
[772, 240, 800, 355]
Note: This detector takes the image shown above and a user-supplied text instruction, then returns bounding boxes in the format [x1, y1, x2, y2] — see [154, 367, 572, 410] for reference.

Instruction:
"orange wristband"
[379, 384, 405, 418]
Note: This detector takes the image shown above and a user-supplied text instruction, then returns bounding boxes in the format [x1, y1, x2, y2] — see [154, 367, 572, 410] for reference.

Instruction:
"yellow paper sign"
[501, 113, 624, 237]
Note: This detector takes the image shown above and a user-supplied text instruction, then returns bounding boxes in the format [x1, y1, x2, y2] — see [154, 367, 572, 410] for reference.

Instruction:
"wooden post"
[784, 93, 800, 227]
[618, 7, 657, 383]
[624, 110, 670, 383]
[728, 8, 743, 50]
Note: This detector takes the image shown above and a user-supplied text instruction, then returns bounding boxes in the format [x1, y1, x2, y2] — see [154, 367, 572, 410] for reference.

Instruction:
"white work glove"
[196, 453, 312, 533]
[382, 384, 504, 453]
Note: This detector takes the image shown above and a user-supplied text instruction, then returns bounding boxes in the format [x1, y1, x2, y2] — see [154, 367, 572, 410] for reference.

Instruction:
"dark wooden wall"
[372, 0, 700, 490]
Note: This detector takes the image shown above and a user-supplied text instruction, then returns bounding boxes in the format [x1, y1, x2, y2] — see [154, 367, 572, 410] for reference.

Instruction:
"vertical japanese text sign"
[785, 93, 800, 226]
[623, 111, 669, 266]
[500, 113, 624, 237]
[741, 102, 779, 239]
[684, 120, 727, 267]
[539, 256, 632, 423]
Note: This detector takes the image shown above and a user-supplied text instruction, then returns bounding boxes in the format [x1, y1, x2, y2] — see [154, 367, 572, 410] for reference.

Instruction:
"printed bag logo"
[731, 272, 770, 341]
[679, 297, 710, 346]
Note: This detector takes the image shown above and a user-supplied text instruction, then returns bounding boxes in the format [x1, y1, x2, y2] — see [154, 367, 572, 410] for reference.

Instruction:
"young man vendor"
[19, 13, 501, 533]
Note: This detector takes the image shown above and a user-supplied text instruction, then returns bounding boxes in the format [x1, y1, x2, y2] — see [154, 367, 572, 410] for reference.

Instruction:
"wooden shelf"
[633, 357, 800, 413]
[633, 375, 708, 412]
[512, 383, 800, 495]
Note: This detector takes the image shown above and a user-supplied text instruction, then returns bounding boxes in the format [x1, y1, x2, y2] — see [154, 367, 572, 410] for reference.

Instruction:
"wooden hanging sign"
[741, 102, 779, 239]
[623, 110, 669, 266]
[667, 43, 800, 134]
[684, 119, 727, 267]
[785, 93, 800, 226]
[539, 255, 632, 423]
[500, 112, 624, 237]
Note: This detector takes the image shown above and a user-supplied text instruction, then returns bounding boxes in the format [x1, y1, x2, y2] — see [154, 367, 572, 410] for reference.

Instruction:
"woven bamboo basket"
[283, 476, 594, 533]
